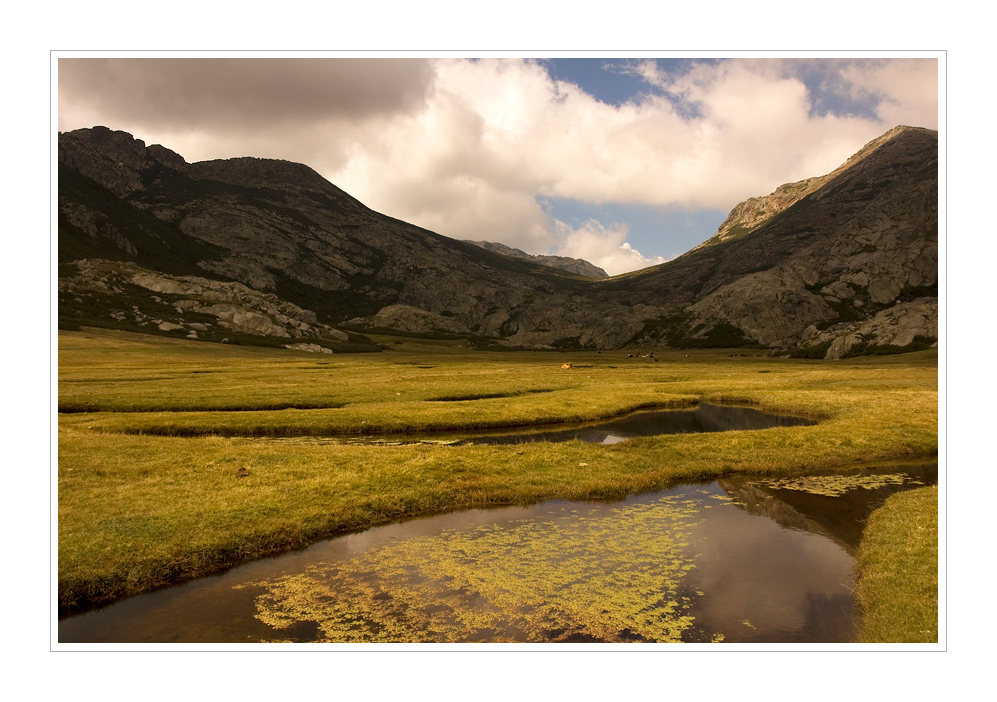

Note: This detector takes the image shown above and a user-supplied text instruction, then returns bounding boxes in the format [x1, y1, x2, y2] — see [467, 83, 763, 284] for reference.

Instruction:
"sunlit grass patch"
[855, 485, 938, 643]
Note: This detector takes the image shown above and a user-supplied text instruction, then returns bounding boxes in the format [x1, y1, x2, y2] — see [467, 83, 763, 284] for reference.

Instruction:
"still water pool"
[59, 463, 935, 644]
[339, 403, 816, 446]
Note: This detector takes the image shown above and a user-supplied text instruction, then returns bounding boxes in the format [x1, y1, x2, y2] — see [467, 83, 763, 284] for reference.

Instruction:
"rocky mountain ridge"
[58, 125, 938, 357]
[692, 125, 922, 252]
[613, 125, 938, 354]
[463, 240, 609, 278]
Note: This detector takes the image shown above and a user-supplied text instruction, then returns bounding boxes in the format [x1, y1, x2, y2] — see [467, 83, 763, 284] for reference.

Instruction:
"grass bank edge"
[57, 404, 937, 614]
[855, 485, 939, 643]
[58, 429, 937, 617]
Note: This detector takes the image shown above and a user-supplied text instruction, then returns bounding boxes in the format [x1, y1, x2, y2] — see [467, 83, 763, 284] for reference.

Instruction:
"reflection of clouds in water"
[60, 482, 867, 644]
[339, 505, 540, 555]
[686, 504, 853, 638]
[243, 497, 704, 643]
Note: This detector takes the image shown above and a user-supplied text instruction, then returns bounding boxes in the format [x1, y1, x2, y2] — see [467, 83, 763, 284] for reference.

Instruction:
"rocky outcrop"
[347, 304, 469, 335]
[693, 177, 823, 250]
[58, 126, 187, 197]
[129, 270, 328, 338]
[284, 343, 334, 354]
[60, 259, 352, 344]
[685, 268, 835, 347]
[798, 297, 938, 359]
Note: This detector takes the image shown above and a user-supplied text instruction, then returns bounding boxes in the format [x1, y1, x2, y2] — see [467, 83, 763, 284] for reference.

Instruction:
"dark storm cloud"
[58, 58, 436, 132]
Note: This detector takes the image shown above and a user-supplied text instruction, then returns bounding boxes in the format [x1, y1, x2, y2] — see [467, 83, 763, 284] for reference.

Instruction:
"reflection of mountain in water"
[693, 403, 816, 432]
[719, 463, 937, 555]
[718, 480, 850, 553]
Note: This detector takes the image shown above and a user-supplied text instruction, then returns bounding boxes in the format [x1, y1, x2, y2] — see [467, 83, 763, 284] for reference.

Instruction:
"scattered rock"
[284, 343, 333, 354]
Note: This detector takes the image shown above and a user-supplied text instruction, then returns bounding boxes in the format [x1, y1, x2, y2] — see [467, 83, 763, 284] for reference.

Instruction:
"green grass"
[855, 485, 939, 642]
[58, 327, 938, 619]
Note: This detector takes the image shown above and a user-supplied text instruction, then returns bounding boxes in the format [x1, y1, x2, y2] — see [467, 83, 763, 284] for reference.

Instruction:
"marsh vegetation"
[57, 328, 938, 641]
[60, 464, 934, 644]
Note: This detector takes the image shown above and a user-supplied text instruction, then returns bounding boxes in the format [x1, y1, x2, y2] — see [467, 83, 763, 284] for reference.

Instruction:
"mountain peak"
[693, 126, 938, 252]
[188, 157, 347, 196]
[58, 127, 187, 196]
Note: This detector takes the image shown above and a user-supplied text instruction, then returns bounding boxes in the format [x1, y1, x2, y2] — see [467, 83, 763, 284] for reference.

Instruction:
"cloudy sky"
[57, 55, 938, 275]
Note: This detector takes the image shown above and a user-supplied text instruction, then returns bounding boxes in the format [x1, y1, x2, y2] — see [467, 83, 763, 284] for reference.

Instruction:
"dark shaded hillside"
[58, 127, 595, 330]
[58, 166, 230, 277]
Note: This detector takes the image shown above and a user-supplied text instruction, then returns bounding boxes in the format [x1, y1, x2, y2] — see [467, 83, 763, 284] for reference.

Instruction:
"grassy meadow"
[58, 327, 939, 628]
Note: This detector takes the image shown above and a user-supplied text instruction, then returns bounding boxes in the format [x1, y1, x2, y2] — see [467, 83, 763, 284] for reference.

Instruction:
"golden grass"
[57, 328, 938, 615]
[855, 485, 939, 642]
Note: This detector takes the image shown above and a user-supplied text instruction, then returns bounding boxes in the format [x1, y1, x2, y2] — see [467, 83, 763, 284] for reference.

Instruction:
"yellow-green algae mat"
[752, 473, 923, 497]
[237, 495, 709, 643]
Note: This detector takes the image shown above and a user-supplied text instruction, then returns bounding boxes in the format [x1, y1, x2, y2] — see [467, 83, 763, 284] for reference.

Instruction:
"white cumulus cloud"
[57, 56, 939, 275]
[552, 219, 666, 276]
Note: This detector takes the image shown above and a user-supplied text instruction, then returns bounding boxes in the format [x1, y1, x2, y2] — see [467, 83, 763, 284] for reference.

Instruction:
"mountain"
[58, 125, 938, 356]
[58, 126, 606, 348]
[463, 241, 608, 279]
[599, 125, 938, 355]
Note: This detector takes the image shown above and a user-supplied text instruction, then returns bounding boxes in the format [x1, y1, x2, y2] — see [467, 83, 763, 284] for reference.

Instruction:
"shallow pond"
[59, 463, 935, 645]
[344, 403, 816, 446]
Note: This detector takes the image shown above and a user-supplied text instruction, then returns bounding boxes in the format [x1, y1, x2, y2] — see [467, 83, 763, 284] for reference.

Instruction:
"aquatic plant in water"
[753, 473, 919, 497]
[238, 496, 704, 643]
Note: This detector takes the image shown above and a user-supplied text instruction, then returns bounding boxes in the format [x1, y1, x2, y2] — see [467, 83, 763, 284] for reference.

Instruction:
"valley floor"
[57, 328, 939, 640]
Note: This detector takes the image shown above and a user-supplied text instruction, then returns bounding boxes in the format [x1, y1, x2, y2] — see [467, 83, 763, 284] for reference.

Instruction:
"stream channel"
[344, 402, 817, 446]
[60, 459, 937, 644]
[60, 405, 934, 644]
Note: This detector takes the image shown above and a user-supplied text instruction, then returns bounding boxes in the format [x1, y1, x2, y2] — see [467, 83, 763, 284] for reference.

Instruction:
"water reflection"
[59, 464, 935, 645]
[342, 404, 816, 446]
[457, 404, 815, 445]
[679, 494, 857, 643]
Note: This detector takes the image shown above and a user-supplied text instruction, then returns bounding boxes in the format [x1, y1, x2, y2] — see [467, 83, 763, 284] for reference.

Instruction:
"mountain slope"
[605, 125, 938, 351]
[58, 125, 938, 356]
[58, 127, 608, 342]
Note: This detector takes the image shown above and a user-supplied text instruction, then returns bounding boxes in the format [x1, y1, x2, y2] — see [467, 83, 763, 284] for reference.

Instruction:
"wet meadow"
[57, 328, 938, 642]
